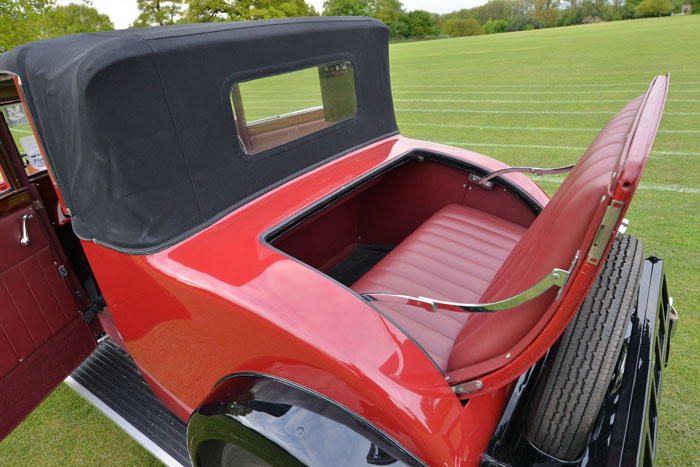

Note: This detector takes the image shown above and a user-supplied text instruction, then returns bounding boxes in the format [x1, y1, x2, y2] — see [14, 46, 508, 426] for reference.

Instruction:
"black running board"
[65, 338, 191, 466]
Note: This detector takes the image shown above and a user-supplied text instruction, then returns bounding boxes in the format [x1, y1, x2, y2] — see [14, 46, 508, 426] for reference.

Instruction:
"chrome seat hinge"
[469, 164, 575, 190]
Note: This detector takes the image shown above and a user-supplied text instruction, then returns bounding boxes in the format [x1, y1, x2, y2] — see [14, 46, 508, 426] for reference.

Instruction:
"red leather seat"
[352, 205, 527, 370]
[353, 76, 667, 380]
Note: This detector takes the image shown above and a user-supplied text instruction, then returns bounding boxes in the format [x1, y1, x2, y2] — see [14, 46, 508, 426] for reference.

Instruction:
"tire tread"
[525, 235, 644, 460]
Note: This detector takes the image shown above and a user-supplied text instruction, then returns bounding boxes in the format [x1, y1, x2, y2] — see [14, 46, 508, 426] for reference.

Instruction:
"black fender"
[187, 372, 426, 467]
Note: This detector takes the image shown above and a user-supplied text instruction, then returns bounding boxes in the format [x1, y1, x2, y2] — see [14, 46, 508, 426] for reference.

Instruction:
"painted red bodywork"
[81, 136, 549, 465]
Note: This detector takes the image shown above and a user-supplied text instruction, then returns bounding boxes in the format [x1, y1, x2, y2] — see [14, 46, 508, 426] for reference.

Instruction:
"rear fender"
[187, 373, 426, 467]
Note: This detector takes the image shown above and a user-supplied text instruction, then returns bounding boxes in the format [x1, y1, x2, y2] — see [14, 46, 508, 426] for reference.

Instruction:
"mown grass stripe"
[396, 108, 700, 116]
[534, 176, 700, 194]
[392, 81, 700, 88]
[247, 98, 700, 104]
[441, 141, 700, 156]
[392, 90, 700, 95]
[395, 98, 700, 103]
[400, 122, 700, 134]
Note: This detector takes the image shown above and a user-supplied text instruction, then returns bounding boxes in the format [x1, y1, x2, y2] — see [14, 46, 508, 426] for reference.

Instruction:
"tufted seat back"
[447, 76, 669, 381]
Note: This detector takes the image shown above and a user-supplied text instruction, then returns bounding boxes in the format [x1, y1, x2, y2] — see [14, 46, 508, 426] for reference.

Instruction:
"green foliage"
[246, 0, 317, 19]
[0, 1, 114, 52]
[321, 0, 404, 33]
[44, 3, 114, 36]
[483, 17, 508, 33]
[0, 0, 55, 52]
[390, 9, 438, 38]
[634, 0, 673, 16]
[506, 13, 545, 31]
[692, 0, 699, 13]
[131, 0, 184, 27]
[322, 0, 374, 16]
[178, 0, 317, 24]
[374, 0, 403, 25]
[184, 0, 230, 22]
[445, 18, 485, 36]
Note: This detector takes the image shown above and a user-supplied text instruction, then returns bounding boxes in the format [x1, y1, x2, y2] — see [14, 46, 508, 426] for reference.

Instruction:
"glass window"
[0, 102, 47, 175]
[231, 60, 357, 155]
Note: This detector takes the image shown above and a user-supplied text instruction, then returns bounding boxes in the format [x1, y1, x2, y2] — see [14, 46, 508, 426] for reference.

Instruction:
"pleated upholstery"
[350, 76, 666, 379]
[447, 96, 646, 378]
[351, 205, 526, 370]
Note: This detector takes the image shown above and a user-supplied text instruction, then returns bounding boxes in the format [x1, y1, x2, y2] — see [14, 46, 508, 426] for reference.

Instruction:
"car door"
[0, 97, 96, 441]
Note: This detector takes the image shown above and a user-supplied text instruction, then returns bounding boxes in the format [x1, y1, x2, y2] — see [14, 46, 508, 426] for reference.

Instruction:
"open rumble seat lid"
[444, 75, 669, 394]
[0, 17, 398, 253]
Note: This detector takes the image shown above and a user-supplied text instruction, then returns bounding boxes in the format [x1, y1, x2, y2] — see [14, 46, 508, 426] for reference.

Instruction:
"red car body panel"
[80, 135, 548, 465]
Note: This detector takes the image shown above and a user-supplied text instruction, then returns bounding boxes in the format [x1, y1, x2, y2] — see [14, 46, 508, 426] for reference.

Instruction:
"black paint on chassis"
[482, 257, 675, 467]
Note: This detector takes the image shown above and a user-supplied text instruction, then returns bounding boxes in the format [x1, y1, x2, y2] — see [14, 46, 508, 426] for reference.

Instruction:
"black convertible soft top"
[0, 17, 397, 253]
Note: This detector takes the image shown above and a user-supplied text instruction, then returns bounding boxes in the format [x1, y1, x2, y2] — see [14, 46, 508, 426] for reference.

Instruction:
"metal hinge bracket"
[586, 201, 625, 265]
[469, 164, 575, 190]
[452, 379, 483, 395]
[82, 296, 106, 323]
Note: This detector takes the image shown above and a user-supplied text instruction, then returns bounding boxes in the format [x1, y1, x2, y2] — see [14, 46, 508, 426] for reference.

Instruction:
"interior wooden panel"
[0, 189, 31, 217]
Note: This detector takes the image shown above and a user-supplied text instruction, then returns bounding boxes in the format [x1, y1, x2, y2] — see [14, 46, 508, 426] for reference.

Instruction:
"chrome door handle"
[20, 214, 33, 247]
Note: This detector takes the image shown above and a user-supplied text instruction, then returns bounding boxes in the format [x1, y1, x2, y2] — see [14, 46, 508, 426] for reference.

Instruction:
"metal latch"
[82, 296, 106, 323]
[57, 265, 68, 278]
[587, 201, 625, 265]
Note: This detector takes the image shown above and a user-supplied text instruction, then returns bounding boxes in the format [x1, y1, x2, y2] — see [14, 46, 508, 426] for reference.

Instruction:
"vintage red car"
[0, 17, 678, 466]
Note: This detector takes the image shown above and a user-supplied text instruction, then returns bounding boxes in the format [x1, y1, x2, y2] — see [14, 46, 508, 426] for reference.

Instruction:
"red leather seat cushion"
[351, 204, 526, 370]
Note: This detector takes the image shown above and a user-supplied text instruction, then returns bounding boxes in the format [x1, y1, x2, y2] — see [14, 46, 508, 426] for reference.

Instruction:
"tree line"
[1, 0, 696, 53]
[129, 0, 440, 38]
[436, 0, 696, 37]
[1, 1, 114, 52]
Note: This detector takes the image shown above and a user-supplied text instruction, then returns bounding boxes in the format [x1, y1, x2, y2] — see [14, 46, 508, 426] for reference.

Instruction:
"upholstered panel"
[447, 97, 644, 376]
[352, 204, 526, 369]
[0, 205, 78, 377]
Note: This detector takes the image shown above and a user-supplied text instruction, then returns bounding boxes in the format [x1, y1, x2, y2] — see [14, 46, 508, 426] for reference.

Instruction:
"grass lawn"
[1, 15, 698, 465]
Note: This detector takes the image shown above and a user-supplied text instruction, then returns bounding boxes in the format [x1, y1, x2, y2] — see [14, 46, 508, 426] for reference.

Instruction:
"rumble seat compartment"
[351, 205, 526, 370]
[353, 75, 668, 382]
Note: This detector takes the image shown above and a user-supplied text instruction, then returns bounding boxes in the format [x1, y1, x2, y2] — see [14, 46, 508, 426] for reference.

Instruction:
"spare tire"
[525, 235, 644, 460]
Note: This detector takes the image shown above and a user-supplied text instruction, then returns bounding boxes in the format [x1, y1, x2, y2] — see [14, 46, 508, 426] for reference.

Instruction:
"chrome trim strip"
[361, 251, 579, 314]
[64, 376, 186, 467]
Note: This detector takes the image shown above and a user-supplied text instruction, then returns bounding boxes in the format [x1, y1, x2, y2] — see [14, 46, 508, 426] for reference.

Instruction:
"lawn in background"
[1, 14, 698, 465]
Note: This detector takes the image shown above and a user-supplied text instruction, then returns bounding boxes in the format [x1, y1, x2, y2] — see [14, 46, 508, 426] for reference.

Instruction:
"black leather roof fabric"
[0, 17, 397, 253]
